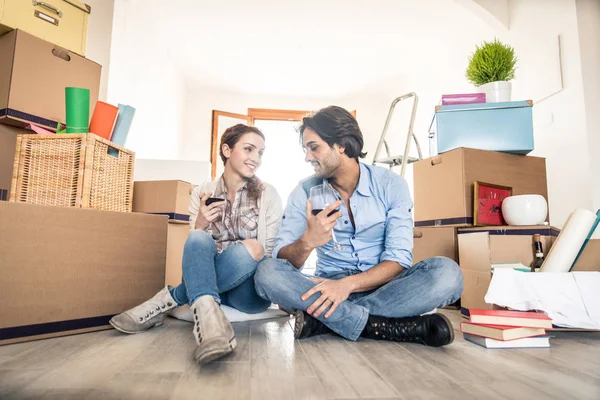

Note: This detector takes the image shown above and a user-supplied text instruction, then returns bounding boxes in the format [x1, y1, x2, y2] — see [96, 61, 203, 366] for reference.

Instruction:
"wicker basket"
[10, 133, 135, 212]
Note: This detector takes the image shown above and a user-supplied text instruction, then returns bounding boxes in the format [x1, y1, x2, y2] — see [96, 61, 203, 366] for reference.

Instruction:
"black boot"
[292, 310, 333, 339]
[361, 313, 454, 347]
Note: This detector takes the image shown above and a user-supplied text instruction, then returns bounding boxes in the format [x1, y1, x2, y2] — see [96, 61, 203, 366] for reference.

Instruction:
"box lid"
[458, 225, 560, 237]
[61, 0, 92, 14]
[435, 100, 533, 113]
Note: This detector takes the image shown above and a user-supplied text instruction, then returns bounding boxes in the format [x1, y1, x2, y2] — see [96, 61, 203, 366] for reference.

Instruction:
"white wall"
[576, 0, 600, 214]
[507, 0, 594, 228]
[107, 0, 184, 160]
[84, 0, 115, 102]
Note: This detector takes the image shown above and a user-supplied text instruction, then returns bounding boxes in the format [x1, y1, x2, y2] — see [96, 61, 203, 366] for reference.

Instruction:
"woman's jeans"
[169, 230, 271, 314]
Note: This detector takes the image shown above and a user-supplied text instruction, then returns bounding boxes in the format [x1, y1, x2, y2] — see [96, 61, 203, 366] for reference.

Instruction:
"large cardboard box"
[414, 148, 548, 227]
[457, 225, 580, 310]
[0, 124, 25, 200]
[412, 227, 457, 264]
[166, 222, 190, 287]
[0, 202, 168, 345]
[133, 180, 192, 223]
[0, 29, 100, 130]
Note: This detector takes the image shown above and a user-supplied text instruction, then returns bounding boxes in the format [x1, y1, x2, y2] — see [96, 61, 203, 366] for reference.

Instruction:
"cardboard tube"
[65, 87, 90, 133]
[540, 209, 597, 273]
[89, 101, 120, 140]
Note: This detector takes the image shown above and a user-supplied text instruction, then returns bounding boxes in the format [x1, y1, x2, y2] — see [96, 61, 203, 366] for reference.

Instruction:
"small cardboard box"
[412, 226, 457, 264]
[133, 180, 192, 224]
[166, 222, 190, 287]
[0, 124, 25, 200]
[457, 225, 564, 310]
[413, 148, 548, 227]
[0, 202, 168, 345]
[0, 29, 100, 130]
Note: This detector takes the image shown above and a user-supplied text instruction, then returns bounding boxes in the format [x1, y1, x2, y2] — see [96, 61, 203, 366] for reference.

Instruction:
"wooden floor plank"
[21, 324, 168, 391]
[171, 362, 250, 400]
[299, 334, 398, 399]
[250, 318, 314, 378]
[90, 372, 182, 400]
[0, 311, 597, 400]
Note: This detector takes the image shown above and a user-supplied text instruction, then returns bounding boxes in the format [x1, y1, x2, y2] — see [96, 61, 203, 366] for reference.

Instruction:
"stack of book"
[461, 309, 553, 349]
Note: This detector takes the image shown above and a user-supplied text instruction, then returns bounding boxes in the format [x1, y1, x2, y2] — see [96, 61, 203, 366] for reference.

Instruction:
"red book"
[467, 309, 553, 329]
[461, 322, 546, 341]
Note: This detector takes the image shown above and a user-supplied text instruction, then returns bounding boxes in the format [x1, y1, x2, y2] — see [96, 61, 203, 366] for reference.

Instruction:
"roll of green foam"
[65, 87, 90, 133]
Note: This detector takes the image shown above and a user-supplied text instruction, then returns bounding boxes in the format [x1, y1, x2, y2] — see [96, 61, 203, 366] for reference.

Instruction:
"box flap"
[572, 239, 600, 272]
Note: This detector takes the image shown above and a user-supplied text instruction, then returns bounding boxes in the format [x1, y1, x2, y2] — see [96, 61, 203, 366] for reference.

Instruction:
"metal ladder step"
[373, 155, 420, 166]
[371, 92, 423, 177]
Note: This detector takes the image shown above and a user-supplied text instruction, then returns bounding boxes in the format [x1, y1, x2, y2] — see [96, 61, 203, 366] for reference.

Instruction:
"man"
[254, 106, 463, 346]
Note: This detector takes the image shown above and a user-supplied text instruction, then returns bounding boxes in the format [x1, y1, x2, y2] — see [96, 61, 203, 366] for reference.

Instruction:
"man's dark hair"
[299, 106, 367, 161]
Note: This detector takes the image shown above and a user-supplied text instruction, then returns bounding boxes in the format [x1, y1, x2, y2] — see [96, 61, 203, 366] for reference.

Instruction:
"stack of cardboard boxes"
[412, 100, 600, 311]
[0, 2, 167, 345]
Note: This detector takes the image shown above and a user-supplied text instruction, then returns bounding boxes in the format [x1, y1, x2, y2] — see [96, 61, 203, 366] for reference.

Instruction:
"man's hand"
[301, 278, 355, 319]
[301, 199, 343, 249]
[195, 193, 225, 231]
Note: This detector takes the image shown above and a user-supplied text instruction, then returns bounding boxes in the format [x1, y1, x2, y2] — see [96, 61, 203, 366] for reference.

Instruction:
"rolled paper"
[65, 87, 90, 133]
[541, 208, 598, 273]
[89, 101, 119, 140]
[110, 104, 136, 146]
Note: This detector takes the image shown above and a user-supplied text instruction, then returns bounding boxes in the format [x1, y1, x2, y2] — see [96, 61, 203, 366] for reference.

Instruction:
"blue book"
[110, 104, 136, 147]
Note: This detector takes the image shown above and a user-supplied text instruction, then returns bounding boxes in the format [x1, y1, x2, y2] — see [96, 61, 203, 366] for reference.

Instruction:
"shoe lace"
[131, 299, 170, 322]
[371, 320, 420, 342]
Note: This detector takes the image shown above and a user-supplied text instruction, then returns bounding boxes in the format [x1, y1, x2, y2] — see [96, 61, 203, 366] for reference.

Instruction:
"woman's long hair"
[219, 124, 265, 200]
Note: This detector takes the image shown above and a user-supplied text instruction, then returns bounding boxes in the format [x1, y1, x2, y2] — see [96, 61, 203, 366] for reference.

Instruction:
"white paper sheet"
[484, 269, 600, 329]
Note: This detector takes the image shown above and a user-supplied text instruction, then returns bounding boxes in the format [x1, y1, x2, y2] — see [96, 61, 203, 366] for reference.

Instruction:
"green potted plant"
[466, 38, 517, 102]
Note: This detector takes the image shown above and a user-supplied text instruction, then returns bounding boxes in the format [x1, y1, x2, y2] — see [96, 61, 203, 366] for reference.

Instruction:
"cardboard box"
[433, 100, 534, 155]
[133, 180, 192, 223]
[166, 222, 190, 287]
[0, 124, 25, 200]
[0, 29, 100, 130]
[414, 148, 548, 227]
[412, 227, 457, 264]
[457, 225, 560, 310]
[0, 202, 168, 345]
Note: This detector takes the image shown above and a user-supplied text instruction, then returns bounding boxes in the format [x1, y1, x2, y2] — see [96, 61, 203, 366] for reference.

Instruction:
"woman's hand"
[195, 193, 225, 231]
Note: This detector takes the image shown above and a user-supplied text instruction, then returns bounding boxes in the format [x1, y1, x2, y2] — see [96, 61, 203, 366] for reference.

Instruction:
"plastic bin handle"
[32, 1, 63, 17]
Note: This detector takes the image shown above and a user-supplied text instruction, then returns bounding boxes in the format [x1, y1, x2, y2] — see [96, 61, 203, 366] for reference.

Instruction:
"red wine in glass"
[311, 209, 340, 217]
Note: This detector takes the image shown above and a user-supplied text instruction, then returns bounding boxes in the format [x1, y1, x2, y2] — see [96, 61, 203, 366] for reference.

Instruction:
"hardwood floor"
[0, 310, 599, 400]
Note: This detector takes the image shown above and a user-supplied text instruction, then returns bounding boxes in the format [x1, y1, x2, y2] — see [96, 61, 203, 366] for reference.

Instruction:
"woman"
[110, 124, 282, 365]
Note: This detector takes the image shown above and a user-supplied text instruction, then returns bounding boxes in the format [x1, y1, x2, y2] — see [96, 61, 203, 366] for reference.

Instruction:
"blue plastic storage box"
[432, 100, 534, 155]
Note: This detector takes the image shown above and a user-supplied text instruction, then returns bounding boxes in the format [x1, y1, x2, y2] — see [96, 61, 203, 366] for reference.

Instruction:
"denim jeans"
[254, 257, 463, 340]
[169, 230, 271, 314]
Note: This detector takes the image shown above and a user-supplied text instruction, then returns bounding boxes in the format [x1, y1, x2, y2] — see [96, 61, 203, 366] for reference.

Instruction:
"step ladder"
[372, 92, 423, 177]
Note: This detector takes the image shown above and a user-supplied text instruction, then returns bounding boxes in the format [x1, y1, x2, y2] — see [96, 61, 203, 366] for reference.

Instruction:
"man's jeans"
[254, 257, 463, 340]
[169, 230, 271, 314]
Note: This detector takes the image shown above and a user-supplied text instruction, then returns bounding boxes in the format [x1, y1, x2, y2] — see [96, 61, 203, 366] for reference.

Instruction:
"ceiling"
[114, 0, 495, 97]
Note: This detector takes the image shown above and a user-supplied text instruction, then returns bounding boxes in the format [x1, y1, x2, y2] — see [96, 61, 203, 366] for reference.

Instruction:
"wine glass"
[309, 183, 347, 253]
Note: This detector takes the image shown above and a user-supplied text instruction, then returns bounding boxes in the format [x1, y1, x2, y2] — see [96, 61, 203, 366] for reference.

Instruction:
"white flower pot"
[479, 81, 512, 103]
[502, 194, 548, 226]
